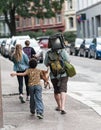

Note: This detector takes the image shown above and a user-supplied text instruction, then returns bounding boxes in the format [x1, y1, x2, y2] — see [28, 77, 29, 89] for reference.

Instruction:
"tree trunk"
[4, 7, 16, 36]
[9, 8, 16, 36]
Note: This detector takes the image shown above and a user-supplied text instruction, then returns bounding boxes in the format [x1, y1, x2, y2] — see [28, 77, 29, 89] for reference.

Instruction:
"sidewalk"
[0, 56, 101, 130]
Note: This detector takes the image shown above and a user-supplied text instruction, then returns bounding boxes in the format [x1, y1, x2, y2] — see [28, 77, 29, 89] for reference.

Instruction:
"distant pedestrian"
[23, 40, 36, 59]
[11, 58, 48, 119]
[11, 44, 29, 103]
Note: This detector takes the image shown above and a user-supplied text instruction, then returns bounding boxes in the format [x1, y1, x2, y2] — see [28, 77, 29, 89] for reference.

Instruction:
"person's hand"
[10, 72, 16, 77]
[32, 54, 38, 59]
[44, 81, 49, 85]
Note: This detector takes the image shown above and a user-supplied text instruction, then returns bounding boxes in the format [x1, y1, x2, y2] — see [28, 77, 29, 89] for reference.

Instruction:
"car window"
[85, 39, 93, 45]
[97, 42, 101, 45]
[30, 40, 39, 47]
[41, 39, 48, 43]
[97, 38, 101, 44]
[75, 38, 83, 45]
[13, 40, 16, 46]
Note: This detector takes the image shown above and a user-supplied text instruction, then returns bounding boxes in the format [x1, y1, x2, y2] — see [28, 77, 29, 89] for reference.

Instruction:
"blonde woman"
[11, 44, 29, 103]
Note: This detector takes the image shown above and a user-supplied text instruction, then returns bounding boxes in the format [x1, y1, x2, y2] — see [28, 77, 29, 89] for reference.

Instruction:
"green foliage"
[0, 0, 65, 36]
[44, 29, 57, 36]
[52, 0, 64, 12]
[16, 29, 59, 39]
[63, 31, 77, 43]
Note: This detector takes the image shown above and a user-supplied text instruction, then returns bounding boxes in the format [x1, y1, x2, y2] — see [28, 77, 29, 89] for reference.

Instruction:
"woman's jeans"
[29, 85, 44, 114]
[17, 71, 29, 96]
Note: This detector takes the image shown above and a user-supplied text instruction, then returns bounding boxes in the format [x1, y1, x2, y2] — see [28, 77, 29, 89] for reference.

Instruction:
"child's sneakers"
[37, 113, 44, 119]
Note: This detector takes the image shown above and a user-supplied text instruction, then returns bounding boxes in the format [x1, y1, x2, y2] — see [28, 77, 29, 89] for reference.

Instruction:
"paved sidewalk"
[0, 56, 101, 130]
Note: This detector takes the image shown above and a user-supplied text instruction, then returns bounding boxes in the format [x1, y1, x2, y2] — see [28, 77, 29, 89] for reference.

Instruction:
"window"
[68, 0, 73, 9]
[49, 19, 53, 24]
[16, 19, 20, 27]
[56, 14, 62, 23]
[43, 18, 48, 25]
[22, 18, 26, 27]
[35, 17, 40, 25]
[0, 22, 3, 33]
[69, 17, 74, 28]
[27, 18, 32, 26]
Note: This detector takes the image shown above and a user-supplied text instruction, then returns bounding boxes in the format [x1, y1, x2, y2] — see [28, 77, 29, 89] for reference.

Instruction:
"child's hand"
[10, 72, 16, 77]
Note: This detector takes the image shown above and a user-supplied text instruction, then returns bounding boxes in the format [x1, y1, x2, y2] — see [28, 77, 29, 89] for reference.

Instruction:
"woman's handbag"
[64, 61, 76, 77]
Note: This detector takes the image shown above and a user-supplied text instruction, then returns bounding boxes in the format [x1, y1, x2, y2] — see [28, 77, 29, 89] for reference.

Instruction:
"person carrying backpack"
[23, 40, 36, 59]
[44, 33, 70, 114]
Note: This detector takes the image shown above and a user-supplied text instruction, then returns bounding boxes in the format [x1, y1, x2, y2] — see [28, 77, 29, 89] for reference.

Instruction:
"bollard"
[0, 60, 3, 128]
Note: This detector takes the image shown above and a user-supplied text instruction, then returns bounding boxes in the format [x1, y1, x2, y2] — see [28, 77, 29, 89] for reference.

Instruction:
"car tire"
[83, 51, 87, 57]
[69, 50, 73, 55]
[74, 50, 78, 56]
[94, 53, 98, 59]
[79, 51, 82, 57]
[88, 51, 91, 58]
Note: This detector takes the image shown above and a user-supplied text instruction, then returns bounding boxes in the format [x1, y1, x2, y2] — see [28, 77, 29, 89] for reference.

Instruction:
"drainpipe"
[0, 60, 3, 128]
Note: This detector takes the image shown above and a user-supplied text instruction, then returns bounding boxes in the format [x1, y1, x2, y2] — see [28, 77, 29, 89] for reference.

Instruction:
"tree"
[0, 0, 64, 36]
[63, 31, 77, 43]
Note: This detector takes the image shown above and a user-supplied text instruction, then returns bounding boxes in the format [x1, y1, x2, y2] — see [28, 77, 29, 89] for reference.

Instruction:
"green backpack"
[64, 61, 76, 77]
[48, 50, 65, 77]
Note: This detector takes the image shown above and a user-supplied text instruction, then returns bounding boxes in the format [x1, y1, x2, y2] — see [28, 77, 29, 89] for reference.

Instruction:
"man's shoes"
[19, 96, 25, 103]
[55, 107, 61, 111]
[61, 110, 66, 115]
[37, 113, 43, 119]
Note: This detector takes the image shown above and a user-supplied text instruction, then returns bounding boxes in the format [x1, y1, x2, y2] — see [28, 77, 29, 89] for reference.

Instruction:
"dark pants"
[17, 71, 29, 96]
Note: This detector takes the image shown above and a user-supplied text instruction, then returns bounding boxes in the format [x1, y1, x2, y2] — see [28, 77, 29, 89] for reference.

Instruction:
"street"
[67, 55, 101, 116]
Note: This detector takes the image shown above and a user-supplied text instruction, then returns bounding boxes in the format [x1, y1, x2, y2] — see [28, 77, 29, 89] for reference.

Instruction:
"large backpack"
[48, 50, 65, 77]
[48, 33, 66, 50]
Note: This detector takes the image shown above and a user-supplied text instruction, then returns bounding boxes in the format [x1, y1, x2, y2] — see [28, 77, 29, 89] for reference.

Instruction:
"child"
[11, 58, 48, 119]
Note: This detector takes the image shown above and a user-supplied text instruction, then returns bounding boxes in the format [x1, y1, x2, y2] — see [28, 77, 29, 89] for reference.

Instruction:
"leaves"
[0, 0, 64, 35]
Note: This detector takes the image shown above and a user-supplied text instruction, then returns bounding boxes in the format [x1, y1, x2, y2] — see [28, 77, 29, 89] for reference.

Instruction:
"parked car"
[88, 37, 101, 59]
[9, 38, 43, 63]
[0, 38, 7, 53]
[1, 38, 11, 57]
[79, 38, 93, 57]
[8, 35, 30, 59]
[69, 38, 83, 56]
[36, 36, 49, 48]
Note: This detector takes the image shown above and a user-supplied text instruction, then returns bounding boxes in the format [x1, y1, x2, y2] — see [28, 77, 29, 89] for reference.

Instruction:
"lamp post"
[0, 60, 3, 128]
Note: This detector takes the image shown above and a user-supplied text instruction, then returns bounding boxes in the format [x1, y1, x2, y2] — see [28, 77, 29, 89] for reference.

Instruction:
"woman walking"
[11, 44, 29, 103]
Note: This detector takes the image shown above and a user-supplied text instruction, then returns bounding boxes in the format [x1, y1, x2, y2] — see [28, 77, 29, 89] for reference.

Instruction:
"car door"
[90, 43, 96, 57]
[69, 42, 75, 55]
[79, 40, 85, 56]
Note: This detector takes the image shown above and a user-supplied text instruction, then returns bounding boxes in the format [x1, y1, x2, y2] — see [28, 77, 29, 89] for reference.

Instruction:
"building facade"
[16, 12, 65, 33]
[76, 0, 101, 38]
[64, 0, 76, 32]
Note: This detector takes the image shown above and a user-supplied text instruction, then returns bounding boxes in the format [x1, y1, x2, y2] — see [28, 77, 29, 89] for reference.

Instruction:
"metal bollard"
[0, 60, 3, 128]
